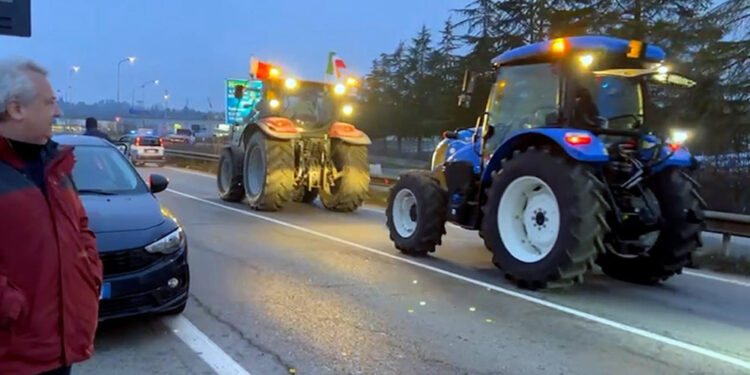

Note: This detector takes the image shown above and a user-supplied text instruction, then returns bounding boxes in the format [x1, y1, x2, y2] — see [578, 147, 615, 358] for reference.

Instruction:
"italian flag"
[326, 52, 346, 79]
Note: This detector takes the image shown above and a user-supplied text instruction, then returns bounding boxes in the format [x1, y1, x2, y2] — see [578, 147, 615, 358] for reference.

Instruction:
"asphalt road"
[78, 166, 750, 375]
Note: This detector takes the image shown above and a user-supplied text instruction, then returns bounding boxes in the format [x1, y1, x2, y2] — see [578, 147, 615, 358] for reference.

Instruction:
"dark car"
[54, 135, 189, 320]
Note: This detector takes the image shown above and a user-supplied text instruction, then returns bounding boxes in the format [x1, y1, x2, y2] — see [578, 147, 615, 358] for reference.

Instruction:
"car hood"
[80, 194, 165, 233]
[80, 194, 180, 252]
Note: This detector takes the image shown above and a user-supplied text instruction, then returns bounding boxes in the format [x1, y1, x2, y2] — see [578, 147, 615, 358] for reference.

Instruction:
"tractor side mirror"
[458, 69, 476, 108]
[233, 85, 245, 99]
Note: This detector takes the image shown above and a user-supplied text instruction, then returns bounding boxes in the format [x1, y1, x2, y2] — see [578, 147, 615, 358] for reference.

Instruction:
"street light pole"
[141, 79, 159, 107]
[116, 56, 136, 102]
[163, 90, 170, 119]
[67, 65, 80, 103]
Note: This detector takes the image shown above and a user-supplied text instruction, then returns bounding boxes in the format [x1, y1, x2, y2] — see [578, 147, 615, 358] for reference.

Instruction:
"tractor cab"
[474, 36, 696, 154]
[236, 76, 358, 136]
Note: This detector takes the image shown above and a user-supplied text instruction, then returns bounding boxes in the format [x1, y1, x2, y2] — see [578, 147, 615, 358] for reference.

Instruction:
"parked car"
[118, 135, 166, 167]
[165, 129, 195, 145]
[54, 135, 189, 320]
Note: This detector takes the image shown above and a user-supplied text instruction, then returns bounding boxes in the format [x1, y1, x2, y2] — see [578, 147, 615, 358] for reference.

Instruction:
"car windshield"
[71, 146, 148, 195]
[486, 63, 560, 152]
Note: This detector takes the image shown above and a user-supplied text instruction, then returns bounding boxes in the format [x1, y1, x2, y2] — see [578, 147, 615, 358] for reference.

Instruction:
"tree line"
[357, 0, 750, 155]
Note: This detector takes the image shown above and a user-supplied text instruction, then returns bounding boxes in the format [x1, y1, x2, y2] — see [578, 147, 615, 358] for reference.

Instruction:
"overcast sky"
[1, 0, 466, 111]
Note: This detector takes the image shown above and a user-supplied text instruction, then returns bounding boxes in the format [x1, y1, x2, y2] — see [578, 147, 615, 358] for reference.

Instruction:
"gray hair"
[0, 58, 48, 119]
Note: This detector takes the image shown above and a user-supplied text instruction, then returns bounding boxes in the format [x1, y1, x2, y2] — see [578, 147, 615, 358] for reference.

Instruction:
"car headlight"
[145, 227, 185, 254]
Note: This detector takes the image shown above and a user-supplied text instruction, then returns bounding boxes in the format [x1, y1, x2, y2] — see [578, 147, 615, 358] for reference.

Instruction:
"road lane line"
[162, 315, 251, 375]
[683, 269, 750, 288]
[166, 188, 750, 371]
[162, 166, 750, 289]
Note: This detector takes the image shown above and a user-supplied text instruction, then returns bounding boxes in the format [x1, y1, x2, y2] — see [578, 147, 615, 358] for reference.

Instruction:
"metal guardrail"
[166, 149, 220, 162]
[165, 148, 750, 252]
[704, 211, 750, 255]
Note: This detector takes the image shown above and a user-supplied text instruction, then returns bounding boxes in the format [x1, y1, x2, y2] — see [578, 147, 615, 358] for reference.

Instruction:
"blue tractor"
[386, 36, 706, 289]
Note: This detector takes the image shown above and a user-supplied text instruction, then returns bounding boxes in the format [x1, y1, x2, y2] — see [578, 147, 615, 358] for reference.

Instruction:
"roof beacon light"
[269, 67, 281, 78]
[551, 38, 567, 54]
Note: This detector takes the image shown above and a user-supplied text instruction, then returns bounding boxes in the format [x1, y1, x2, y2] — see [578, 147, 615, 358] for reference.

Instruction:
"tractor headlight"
[334, 84, 346, 95]
[269, 99, 280, 109]
[285, 78, 298, 90]
[670, 129, 689, 144]
[145, 227, 185, 254]
[342, 104, 353, 116]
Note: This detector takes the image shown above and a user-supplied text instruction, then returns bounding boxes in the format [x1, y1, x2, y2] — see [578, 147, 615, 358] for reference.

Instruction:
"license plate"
[100, 283, 111, 300]
[146, 149, 158, 153]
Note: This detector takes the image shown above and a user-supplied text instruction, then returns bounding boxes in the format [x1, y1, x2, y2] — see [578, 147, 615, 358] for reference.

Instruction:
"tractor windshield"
[485, 63, 561, 152]
[578, 73, 643, 130]
[260, 81, 337, 129]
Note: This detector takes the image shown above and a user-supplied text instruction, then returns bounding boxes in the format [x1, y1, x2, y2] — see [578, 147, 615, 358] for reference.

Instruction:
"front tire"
[597, 169, 705, 284]
[386, 171, 447, 256]
[218, 148, 244, 202]
[243, 132, 295, 211]
[319, 142, 369, 212]
[482, 147, 608, 289]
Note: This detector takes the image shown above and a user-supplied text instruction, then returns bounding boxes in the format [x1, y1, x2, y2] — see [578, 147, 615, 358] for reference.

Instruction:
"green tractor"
[218, 75, 370, 212]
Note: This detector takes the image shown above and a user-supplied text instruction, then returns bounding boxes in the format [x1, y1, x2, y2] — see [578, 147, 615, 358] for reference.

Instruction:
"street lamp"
[67, 65, 80, 103]
[163, 90, 170, 118]
[132, 79, 159, 107]
[116, 56, 136, 102]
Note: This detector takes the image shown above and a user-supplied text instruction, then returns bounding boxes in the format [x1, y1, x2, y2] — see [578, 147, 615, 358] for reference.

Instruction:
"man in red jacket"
[0, 59, 103, 375]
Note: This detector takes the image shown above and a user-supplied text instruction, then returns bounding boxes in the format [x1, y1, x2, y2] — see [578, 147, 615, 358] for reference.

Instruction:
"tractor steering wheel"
[607, 114, 642, 129]
[533, 106, 559, 125]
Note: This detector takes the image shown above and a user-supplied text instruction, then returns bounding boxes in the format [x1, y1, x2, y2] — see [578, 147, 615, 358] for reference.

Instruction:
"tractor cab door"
[483, 63, 562, 154]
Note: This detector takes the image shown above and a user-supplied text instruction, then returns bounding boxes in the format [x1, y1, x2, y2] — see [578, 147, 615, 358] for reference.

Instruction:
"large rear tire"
[481, 147, 608, 289]
[319, 142, 369, 212]
[597, 169, 705, 284]
[386, 171, 447, 256]
[243, 132, 295, 211]
[217, 148, 244, 202]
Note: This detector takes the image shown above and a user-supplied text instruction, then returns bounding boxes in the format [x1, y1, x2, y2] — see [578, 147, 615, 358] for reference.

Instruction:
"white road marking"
[162, 315, 251, 375]
[683, 269, 750, 288]
[166, 188, 750, 371]
[162, 166, 750, 289]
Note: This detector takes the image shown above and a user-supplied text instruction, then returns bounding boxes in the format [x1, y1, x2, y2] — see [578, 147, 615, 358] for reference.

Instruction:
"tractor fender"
[256, 117, 302, 140]
[481, 128, 609, 183]
[328, 122, 371, 145]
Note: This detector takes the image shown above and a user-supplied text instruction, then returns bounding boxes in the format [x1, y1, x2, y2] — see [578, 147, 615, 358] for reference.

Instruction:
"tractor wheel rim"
[219, 157, 232, 192]
[246, 146, 264, 197]
[498, 176, 560, 263]
[393, 188, 418, 238]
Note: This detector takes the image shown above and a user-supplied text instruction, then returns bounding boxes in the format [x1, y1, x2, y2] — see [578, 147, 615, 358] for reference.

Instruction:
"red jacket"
[0, 137, 102, 375]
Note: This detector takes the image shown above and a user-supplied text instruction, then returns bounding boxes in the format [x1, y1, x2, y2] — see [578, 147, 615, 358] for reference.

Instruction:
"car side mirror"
[233, 85, 245, 99]
[149, 174, 169, 194]
[114, 142, 129, 154]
